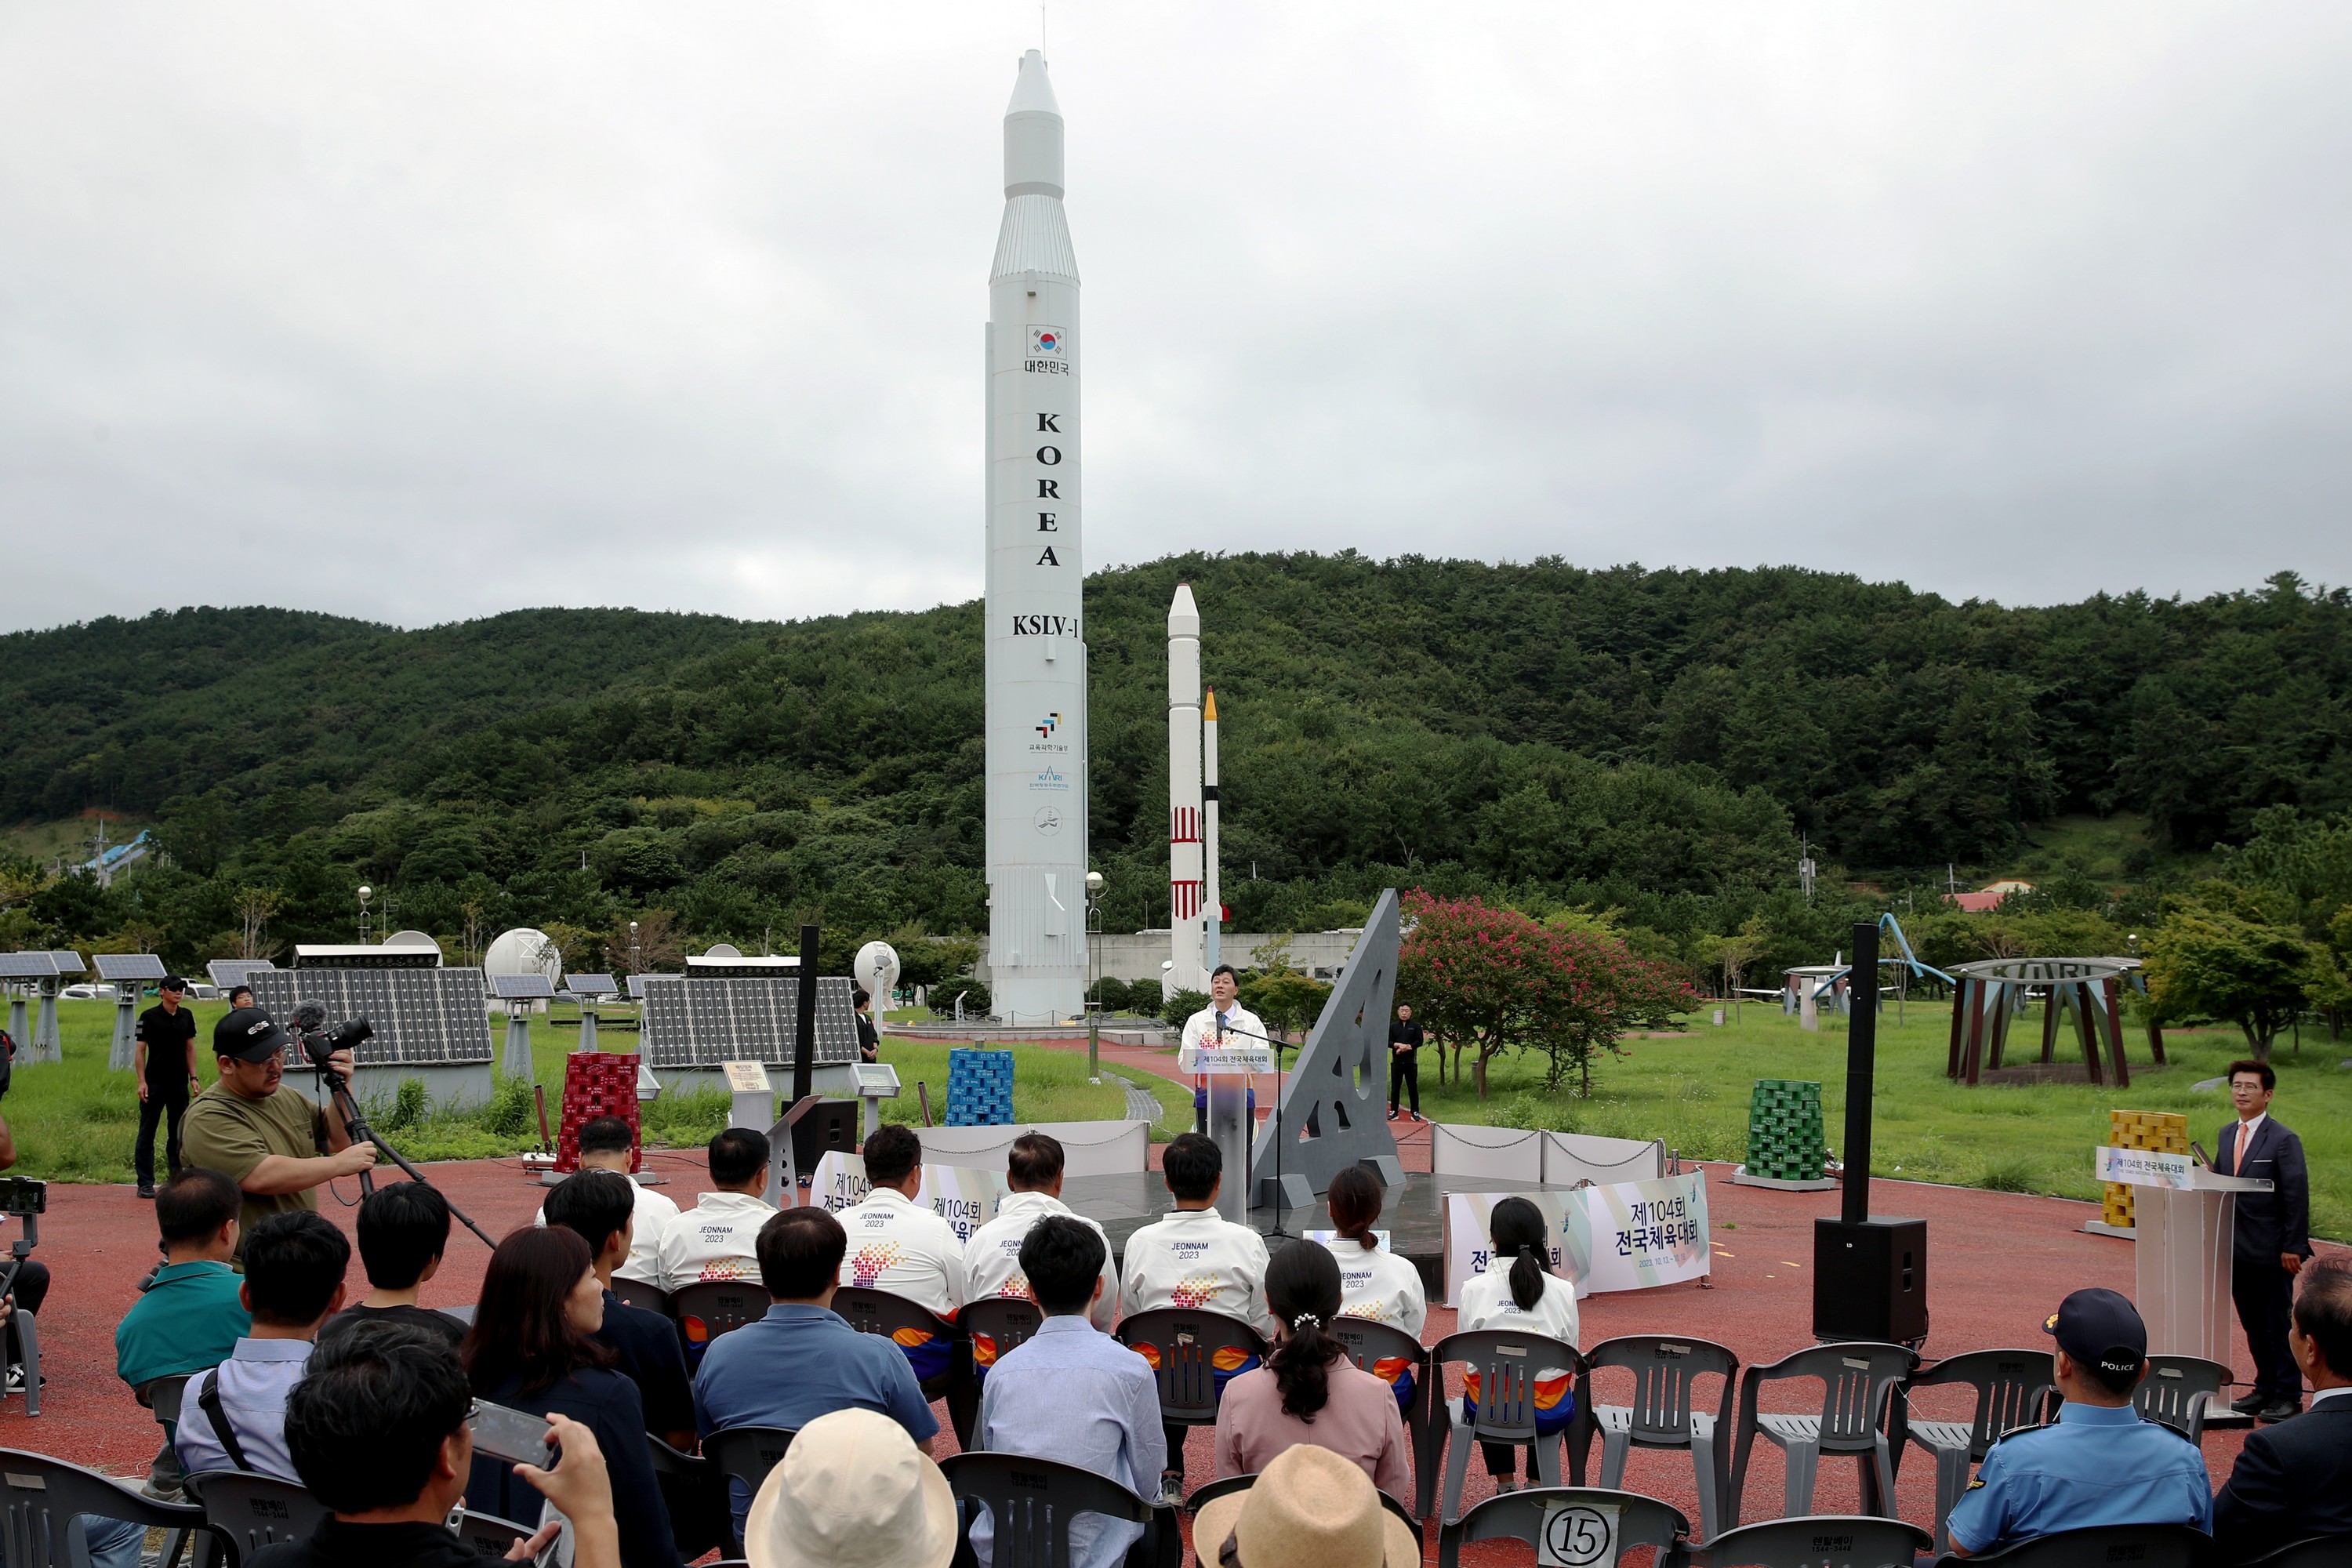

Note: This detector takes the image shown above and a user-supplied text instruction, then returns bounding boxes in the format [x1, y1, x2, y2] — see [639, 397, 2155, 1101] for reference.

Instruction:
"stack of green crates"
[1746, 1079, 1826, 1181]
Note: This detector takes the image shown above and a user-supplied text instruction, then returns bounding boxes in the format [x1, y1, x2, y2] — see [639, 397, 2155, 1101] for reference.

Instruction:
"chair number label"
[1538, 1501, 1621, 1567]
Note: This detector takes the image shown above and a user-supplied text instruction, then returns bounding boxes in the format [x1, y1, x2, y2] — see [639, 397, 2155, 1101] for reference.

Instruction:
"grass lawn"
[1411, 1001, 2352, 1241]
[0, 1000, 1192, 1180]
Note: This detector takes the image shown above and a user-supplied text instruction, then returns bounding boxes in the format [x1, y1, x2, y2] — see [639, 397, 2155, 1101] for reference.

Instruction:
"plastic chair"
[706, 1423, 799, 1548]
[1694, 1515, 1932, 1566]
[2135, 1354, 2229, 1445]
[136, 1374, 194, 1504]
[832, 1285, 975, 1443]
[1728, 1342, 1917, 1526]
[1886, 1348, 2053, 1555]
[612, 1276, 673, 1317]
[671, 1279, 768, 1361]
[1438, 1485, 1689, 1568]
[1113, 1307, 1270, 1430]
[954, 1297, 1047, 1450]
[1185, 1471, 1420, 1530]
[187, 1468, 330, 1560]
[941, 1450, 1174, 1568]
[648, 1434, 730, 1561]
[1575, 1334, 1740, 1544]
[2247, 1537, 2352, 1566]
[1931, 1521, 2207, 1566]
[1429, 1328, 1588, 1526]
[0, 1449, 223, 1568]
[453, 1510, 537, 1559]
[1330, 1315, 1439, 1519]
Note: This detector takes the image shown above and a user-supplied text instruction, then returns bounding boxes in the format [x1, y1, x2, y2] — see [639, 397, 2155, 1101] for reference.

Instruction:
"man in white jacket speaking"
[1179, 964, 1263, 1138]
[833, 1123, 967, 1385]
[963, 1132, 1118, 1357]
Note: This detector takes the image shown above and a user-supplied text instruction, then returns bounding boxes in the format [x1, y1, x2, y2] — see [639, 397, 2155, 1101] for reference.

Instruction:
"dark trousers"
[133, 1092, 187, 1188]
[1388, 1051, 1419, 1113]
[2234, 1257, 2299, 1401]
[1164, 1421, 1188, 1479]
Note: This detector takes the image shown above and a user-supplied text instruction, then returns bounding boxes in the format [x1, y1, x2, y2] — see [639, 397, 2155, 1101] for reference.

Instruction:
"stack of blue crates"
[945, 1047, 1015, 1127]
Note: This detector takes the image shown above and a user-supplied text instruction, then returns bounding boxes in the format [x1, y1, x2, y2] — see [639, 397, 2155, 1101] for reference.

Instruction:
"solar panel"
[208, 959, 276, 990]
[0, 953, 57, 980]
[628, 973, 681, 1000]
[291, 945, 441, 970]
[641, 974, 860, 1069]
[564, 973, 618, 997]
[492, 975, 555, 1001]
[246, 967, 494, 1068]
[47, 952, 85, 975]
[94, 953, 169, 982]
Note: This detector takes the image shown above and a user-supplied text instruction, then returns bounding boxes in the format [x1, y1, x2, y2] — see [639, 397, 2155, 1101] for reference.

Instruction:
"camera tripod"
[318, 1067, 498, 1250]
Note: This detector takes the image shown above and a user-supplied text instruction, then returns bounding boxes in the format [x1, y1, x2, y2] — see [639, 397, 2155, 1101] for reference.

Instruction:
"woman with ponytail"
[1212, 1240, 1412, 1499]
[1455, 1196, 1581, 1491]
[1320, 1165, 1428, 1413]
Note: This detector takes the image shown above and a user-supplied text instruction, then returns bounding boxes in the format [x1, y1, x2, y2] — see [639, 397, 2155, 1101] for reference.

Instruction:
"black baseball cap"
[160, 975, 186, 992]
[214, 1007, 289, 1064]
[2044, 1287, 2147, 1375]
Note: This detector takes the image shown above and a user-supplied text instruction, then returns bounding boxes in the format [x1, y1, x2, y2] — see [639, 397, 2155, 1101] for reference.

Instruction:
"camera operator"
[183, 1007, 376, 1246]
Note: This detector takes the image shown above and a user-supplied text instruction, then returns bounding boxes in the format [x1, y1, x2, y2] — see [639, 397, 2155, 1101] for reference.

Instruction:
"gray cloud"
[2, 2, 2346, 633]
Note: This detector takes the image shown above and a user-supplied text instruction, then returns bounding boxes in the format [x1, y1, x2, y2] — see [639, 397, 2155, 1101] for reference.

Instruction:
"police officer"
[1943, 1288, 2213, 1558]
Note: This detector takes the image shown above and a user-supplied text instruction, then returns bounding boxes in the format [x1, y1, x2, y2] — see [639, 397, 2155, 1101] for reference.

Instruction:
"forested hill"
[1, 557, 2346, 973]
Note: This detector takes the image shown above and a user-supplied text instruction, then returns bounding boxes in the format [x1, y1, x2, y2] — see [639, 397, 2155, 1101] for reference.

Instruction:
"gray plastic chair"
[1439, 1486, 1689, 1568]
[453, 1509, 537, 1559]
[1112, 1307, 1269, 1430]
[1889, 1348, 2054, 1554]
[648, 1434, 729, 1561]
[1931, 1521, 2206, 1566]
[833, 1285, 973, 1440]
[940, 1450, 1175, 1568]
[706, 1425, 799, 1552]
[1328, 1314, 1438, 1519]
[1694, 1515, 1932, 1566]
[611, 1276, 672, 1317]
[954, 1297, 1047, 1453]
[671, 1279, 768, 1362]
[0, 1449, 222, 1568]
[187, 1468, 330, 1560]
[1728, 1342, 1917, 1526]
[2248, 1537, 2352, 1566]
[1576, 1334, 1739, 1544]
[1185, 1472, 1419, 1530]
[2135, 1354, 2229, 1445]
[1430, 1328, 1588, 1526]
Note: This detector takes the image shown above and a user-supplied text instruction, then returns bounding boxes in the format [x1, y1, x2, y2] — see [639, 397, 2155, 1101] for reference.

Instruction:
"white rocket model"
[1203, 687, 1222, 974]
[985, 49, 1087, 1025]
[1167, 585, 1207, 996]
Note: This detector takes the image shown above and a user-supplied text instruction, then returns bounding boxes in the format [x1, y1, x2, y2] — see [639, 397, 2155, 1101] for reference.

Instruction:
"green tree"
[2144, 904, 2317, 1061]
[1240, 971, 1331, 1043]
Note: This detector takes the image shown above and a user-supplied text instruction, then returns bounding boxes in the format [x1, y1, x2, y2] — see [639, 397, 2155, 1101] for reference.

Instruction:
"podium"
[2096, 1145, 2270, 1363]
[1180, 1039, 1272, 1226]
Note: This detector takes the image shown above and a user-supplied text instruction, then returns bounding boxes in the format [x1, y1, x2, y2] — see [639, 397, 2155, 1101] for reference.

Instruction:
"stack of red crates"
[554, 1052, 641, 1174]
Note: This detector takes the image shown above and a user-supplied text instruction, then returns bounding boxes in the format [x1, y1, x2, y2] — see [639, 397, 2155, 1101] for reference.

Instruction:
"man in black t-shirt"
[1387, 1003, 1426, 1121]
[132, 976, 202, 1197]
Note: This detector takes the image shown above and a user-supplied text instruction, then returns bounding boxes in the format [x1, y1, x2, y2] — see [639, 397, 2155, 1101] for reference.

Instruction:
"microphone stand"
[315, 1062, 498, 1250]
[1215, 1018, 1295, 1241]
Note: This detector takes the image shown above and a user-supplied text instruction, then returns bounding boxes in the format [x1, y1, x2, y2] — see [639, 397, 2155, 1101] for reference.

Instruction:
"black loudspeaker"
[1813, 1217, 1929, 1343]
[792, 1099, 860, 1181]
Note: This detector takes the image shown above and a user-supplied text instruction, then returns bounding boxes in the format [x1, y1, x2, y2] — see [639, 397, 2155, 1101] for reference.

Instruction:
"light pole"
[357, 884, 373, 944]
[1085, 870, 1105, 1083]
[630, 921, 642, 975]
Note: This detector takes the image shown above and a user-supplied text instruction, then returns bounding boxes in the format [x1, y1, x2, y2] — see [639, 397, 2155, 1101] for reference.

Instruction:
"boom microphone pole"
[293, 1003, 498, 1251]
[1210, 1018, 1294, 1241]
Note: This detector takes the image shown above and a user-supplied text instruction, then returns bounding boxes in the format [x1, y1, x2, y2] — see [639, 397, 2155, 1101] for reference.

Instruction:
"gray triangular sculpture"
[1249, 887, 1405, 1208]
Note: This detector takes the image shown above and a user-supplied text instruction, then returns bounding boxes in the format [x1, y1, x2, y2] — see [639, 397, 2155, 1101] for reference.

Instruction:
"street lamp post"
[357, 884, 374, 944]
[1085, 870, 1105, 1083]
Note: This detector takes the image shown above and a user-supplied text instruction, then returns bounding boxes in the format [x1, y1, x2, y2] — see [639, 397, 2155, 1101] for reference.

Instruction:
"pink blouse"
[1211, 1358, 1413, 1502]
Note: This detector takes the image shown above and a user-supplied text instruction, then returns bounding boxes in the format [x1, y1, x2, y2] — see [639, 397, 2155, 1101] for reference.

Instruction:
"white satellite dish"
[703, 942, 743, 960]
[383, 930, 441, 953]
[855, 942, 901, 1011]
[483, 928, 564, 985]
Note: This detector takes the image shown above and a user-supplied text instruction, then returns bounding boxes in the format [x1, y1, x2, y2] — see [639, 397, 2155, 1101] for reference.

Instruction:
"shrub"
[382, 1077, 428, 1132]
[483, 1073, 535, 1137]
[1160, 988, 1208, 1029]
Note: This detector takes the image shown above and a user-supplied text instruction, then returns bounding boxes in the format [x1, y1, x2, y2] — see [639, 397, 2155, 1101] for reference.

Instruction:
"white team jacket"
[1323, 1235, 1428, 1338]
[655, 1189, 777, 1292]
[1120, 1205, 1274, 1337]
[961, 1189, 1118, 1332]
[1455, 1266, 1581, 1388]
[834, 1184, 966, 1318]
[534, 1173, 680, 1287]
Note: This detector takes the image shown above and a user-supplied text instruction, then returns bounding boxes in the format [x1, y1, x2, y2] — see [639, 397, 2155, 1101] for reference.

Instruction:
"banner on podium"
[2096, 1145, 2196, 1189]
[1178, 1044, 1274, 1073]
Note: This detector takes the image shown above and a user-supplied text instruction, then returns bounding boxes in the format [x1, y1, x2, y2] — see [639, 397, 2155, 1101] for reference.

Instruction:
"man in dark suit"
[2212, 1254, 2352, 1563]
[2218, 1058, 2312, 1421]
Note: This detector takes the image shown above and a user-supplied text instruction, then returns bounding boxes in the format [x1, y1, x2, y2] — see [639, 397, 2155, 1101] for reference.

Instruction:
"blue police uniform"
[1943, 1401, 2213, 1555]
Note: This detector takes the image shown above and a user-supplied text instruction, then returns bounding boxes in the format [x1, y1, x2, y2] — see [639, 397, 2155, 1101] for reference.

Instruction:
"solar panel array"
[492, 974, 555, 1001]
[565, 973, 618, 997]
[47, 952, 85, 975]
[0, 953, 57, 980]
[93, 953, 169, 983]
[641, 974, 861, 1069]
[628, 974, 675, 1000]
[208, 959, 277, 990]
[247, 967, 495, 1067]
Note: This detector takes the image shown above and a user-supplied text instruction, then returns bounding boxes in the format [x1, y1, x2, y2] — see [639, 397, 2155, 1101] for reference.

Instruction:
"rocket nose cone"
[1007, 48, 1062, 119]
[1169, 583, 1200, 636]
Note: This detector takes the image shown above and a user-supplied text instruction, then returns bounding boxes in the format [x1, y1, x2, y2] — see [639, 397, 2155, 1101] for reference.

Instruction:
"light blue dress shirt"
[972, 1314, 1167, 1568]
[174, 1338, 315, 1483]
[1944, 1399, 2215, 1555]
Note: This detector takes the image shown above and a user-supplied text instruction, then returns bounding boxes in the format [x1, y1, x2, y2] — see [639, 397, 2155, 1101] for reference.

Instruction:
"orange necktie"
[2234, 1127, 2248, 1174]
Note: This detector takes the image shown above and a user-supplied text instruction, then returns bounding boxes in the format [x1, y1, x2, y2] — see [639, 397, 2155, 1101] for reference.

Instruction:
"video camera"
[0, 1178, 45, 1220]
[290, 1002, 374, 1080]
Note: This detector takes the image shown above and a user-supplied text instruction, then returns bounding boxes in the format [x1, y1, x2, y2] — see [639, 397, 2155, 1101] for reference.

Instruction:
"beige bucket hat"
[742, 1407, 958, 1568]
[1190, 1443, 1421, 1568]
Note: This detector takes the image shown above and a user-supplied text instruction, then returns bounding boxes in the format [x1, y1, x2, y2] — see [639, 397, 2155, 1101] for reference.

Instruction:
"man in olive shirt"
[182, 1007, 376, 1246]
[132, 975, 203, 1198]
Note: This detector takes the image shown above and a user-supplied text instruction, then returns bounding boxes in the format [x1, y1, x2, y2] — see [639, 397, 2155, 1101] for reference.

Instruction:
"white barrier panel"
[810, 1152, 1011, 1245]
[1540, 1131, 1665, 1188]
[1443, 1170, 1711, 1303]
[1428, 1123, 1544, 1185]
[913, 1119, 1151, 1178]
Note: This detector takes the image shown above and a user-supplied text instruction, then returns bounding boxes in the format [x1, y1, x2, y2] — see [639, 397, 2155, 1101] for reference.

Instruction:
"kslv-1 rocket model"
[1167, 584, 1218, 997]
[984, 49, 1087, 1025]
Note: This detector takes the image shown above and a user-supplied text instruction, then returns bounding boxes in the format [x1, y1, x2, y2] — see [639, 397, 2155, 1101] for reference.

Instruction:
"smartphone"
[467, 1400, 557, 1470]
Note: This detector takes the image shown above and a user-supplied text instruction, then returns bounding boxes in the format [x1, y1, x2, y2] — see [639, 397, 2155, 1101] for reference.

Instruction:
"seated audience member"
[834, 1123, 964, 1383]
[971, 1217, 1164, 1568]
[249, 1320, 622, 1568]
[117, 1167, 250, 1492]
[463, 1226, 681, 1568]
[544, 1168, 695, 1449]
[694, 1207, 939, 1543]
[1215, 1240, 1411, 1499]
[963, 1132, 1117, 1338]
[1120, 1131, 1272, 1500]
[321, 1181, 464, 1349]
[1321, 1164, 1427, 1413]
[535, 1115, 677, 1287]
[1944, 1287, 2212, 1558]
[1456, 1196, 1578, 1491]
[655, 1127, 775, 1293]
[2212, 1254, 2352, 1563]
[1190, 1441, 1420, 1568]
[737, 1407, 956, 1568]
[176, 1210, 350, 1480]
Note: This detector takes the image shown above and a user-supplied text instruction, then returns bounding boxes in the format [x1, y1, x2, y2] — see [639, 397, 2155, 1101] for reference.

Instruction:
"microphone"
[1215, 1010, 1229, 1044]
[292, 1000, 328, 1033]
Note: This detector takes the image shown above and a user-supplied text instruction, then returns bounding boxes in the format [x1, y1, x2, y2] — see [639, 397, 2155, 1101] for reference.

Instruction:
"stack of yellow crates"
[2104, 1109, 2190, 1230]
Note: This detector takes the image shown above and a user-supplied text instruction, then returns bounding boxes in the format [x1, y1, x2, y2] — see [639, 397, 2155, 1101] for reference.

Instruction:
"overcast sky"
[2, 4, 2347, 633]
